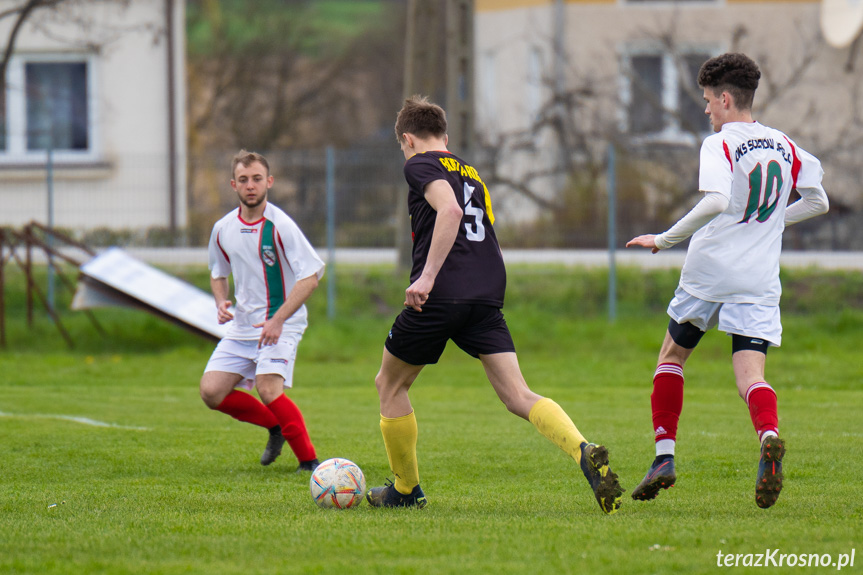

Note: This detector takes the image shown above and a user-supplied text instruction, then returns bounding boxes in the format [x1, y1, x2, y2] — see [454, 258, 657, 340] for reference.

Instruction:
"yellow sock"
[528, 398, 587, 464]
[380, 411, 419, 495]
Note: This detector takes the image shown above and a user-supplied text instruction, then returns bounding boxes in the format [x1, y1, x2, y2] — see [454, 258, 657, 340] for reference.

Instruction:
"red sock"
[745, 383, 778, 441]
[266, 395, 316, 462]
[216, 390, 279, 429]
[652, 363, 684, 442]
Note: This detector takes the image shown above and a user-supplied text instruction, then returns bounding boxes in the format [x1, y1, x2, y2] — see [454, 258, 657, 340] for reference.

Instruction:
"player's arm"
[785, 185, 829, 226]
[405, 179, 462, 311]
[210, 276, 234, 324]
[254, 274, 319, 347]
[785, 143, 828, 226]
[626, 191, 728, 253]
[207, 224, 234, 323]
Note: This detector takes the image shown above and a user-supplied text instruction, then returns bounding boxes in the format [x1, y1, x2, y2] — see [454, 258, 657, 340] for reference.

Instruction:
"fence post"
[326, 146, 336, 320]
[47, 146, 55, 312]
[607, 143, 617, 322]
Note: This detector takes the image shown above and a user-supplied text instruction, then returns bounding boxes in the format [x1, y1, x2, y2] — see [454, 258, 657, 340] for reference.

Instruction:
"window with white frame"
[623, 49, 714, 141]
[2, 54, 97, 162]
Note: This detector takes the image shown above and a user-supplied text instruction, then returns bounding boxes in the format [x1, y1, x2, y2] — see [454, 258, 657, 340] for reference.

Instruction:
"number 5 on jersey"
[463, 182, 485, 242]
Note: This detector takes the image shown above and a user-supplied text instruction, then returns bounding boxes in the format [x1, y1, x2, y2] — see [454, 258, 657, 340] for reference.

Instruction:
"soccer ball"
[309, 458, 366, 509]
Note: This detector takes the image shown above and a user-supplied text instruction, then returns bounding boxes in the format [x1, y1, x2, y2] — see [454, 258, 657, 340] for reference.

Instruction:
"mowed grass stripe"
[1, 267, 860, 574]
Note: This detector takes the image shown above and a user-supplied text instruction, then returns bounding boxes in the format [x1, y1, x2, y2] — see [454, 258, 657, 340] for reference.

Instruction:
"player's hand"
[405, 276, 433, 312]
[216, 300, 234, 324]
[626, 234, 660, 254]
[253, 318, 283, 348]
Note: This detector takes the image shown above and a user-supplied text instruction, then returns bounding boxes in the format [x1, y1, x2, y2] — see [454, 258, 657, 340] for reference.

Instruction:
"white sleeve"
[785, 185, 829, 226]
[654, 192, 730, 250]
[275, 216, 325, 281]
[207, 222, 231, 279]
[697, 135, 733, 198]
[792, 142, 824, 189]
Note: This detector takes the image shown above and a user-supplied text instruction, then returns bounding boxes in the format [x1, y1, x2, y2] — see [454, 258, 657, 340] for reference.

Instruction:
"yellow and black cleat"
[579, 442, 625, 514]
[366, 479, 428, 509]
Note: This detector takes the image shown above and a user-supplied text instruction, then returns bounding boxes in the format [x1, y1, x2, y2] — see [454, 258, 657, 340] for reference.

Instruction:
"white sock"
[655, 439, 675, 457]
[760, 430, 778, 444]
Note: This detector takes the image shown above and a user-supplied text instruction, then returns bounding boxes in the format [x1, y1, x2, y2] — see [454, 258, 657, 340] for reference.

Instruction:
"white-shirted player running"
[626, 53, 829, 508]
[200, 150, 325, 472]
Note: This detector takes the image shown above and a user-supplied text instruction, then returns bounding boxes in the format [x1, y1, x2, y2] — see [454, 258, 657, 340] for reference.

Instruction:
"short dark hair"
[698, 53, 761, 111]
[394, 95, 447, 143]
[231, 149, 269, 179]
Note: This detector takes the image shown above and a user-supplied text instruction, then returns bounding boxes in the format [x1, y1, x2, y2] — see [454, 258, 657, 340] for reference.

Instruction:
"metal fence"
[2, 143, 860, 263]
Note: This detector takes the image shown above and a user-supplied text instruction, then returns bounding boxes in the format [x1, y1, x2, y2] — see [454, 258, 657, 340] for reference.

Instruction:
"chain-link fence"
[1, 143, 859, 263]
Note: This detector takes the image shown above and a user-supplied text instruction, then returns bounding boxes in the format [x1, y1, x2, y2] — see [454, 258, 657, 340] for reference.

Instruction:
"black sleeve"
[404, 155, 447, 192]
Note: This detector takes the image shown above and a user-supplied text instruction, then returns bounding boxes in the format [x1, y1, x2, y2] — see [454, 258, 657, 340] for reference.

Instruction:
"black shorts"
[384, 303, 516, 366]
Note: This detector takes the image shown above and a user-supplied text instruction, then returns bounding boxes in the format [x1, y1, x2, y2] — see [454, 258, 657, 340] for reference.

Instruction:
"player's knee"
[256, 383, 282, 405]
[373, 371, 396, 401]
[200, 390, 221, 410]
[374, 371, 398, 399]
[199, 378, 225, 409]
[375, 370, 414, 401]
[667, 319, 705, 350]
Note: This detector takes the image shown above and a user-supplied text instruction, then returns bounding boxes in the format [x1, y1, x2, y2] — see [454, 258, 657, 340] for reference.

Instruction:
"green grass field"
[1, 266, 861, 574]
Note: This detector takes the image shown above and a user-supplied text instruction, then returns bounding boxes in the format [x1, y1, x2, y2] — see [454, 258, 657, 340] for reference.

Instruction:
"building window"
[622, 49, 714, 141]
[677, 53, 712, 133]
[2, 54, 97, 162]
[629, 55, 664, 134]
[26, 62, 89, 151]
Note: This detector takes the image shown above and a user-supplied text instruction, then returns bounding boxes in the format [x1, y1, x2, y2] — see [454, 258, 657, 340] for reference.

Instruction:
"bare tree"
[0, 1, 64, 133]
[185, 0, 406, 244]
[0, 1, 63, 89]
[0, 0, 154, 145]
[476, 15, 863, 249]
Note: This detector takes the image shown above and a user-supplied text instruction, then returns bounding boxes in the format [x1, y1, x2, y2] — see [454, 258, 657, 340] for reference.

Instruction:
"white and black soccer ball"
[309, 458, 366, 509]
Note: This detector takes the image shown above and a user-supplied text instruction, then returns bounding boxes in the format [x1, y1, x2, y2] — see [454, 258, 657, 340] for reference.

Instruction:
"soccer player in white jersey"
[200, 150, 326, 472]
[626, 53, 829, 508]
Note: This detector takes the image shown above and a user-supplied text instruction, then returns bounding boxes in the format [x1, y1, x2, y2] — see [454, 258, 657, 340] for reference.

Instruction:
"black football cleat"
[366, 479, 428, 508]
[579, 442, 624, 514]
[260, 431, 285, 466]
[631, 455, 677, 501]
[756, 436, 785, 509]
[295, 458, 320, 473]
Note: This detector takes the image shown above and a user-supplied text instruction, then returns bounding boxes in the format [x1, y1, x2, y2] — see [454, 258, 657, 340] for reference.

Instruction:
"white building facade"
[0, 0, 186, 233]
[475, 0, 862, 226]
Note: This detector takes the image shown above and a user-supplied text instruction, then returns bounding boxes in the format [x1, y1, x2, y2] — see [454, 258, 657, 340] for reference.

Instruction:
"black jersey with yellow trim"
[403, 150, 506, 307]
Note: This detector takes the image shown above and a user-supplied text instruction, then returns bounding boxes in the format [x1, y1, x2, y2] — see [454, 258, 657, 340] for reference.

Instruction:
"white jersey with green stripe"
[680, 121, 824, 305]
[208, 203, 325, 340]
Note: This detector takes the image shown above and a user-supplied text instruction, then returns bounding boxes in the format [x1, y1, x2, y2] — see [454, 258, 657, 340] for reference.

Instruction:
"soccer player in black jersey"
[365, 95, 624, 514]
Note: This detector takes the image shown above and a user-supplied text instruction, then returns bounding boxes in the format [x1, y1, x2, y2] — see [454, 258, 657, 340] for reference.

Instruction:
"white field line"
[26, 248, 863, 270]
[0, 410, 149, 431]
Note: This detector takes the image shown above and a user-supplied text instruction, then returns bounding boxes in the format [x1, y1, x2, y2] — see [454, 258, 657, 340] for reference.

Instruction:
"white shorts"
[667, 287, 782, 347]
[204, 332, 302, 388]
